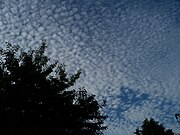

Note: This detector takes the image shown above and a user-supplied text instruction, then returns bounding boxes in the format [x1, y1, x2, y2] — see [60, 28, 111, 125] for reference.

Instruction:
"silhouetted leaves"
[134, 118, 175, 135]
[0, 42, 107, 135]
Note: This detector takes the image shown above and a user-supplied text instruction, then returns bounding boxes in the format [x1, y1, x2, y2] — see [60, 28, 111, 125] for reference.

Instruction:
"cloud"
[0, 0, 180, 134]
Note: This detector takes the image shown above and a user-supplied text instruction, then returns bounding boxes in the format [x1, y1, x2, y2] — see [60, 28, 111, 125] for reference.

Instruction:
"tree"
[0, 41, 107, 135]
[175, 114, 180, 124]
[134, 118, 175, 135]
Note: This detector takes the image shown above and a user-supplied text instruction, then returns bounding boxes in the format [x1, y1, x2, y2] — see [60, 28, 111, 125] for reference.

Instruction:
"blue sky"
[0, 0, 180, 134]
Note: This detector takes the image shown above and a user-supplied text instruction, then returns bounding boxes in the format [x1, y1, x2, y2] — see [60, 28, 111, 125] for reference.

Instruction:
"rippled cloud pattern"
[0, 0, 180, 134]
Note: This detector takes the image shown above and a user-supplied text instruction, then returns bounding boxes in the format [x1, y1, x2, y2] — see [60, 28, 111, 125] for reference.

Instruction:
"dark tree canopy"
[134, 118, 175, 135]
[0, 42, 107, 135]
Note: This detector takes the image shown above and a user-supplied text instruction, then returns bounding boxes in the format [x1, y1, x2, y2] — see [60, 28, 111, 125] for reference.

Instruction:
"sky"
[0, 0, 180, 134]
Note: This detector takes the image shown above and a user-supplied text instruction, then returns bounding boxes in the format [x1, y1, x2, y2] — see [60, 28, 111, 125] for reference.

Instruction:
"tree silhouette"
[0, 42, 107, 135]
[134, 118, 175, 135]
[175, 114, 180, 124]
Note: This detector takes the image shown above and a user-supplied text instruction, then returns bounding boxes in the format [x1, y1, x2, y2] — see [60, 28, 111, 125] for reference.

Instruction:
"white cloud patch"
[0, 0, 180, 134]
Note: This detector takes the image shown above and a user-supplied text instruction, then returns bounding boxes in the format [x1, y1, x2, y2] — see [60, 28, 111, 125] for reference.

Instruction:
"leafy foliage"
[134, 118, 175, 135]
[0, 42, 107, 135]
